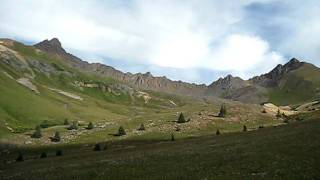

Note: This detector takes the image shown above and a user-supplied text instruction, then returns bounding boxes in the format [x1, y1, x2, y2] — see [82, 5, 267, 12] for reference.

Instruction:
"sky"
[0, 0, 319, 84]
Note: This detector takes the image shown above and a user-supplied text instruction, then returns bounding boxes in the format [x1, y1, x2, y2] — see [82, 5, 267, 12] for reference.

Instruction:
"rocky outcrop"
[207, 75, 249, 96]
[205, 74, 268, 103]
[249, 58, 304, 87]
[17, 78, 40, 94]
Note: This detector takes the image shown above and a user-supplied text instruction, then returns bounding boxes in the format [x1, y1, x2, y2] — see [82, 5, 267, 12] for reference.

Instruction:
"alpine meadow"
[0, 1, 320, 179]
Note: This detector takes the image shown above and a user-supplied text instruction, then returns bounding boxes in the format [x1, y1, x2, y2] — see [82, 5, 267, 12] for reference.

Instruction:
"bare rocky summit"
[249, 58, 304, 87]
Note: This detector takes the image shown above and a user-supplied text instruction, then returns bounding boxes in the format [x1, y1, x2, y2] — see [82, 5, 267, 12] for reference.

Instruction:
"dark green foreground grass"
[1, 117, 320, 180]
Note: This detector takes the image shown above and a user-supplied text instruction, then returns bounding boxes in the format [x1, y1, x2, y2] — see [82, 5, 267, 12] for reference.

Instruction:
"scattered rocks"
[17, 78, 40, 94]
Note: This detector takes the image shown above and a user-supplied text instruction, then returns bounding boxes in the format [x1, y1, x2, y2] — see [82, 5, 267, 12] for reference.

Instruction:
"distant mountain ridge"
[33, 38, 320, 104]
[249, 58, 305, 87]
[34, 38, 208, 97]
[3, 37, 320, 105]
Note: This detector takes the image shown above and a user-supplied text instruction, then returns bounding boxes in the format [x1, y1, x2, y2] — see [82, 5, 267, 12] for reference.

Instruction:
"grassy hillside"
[269, 63, 320, 105]
[1, 111, 319, 179]
[0, 40, 278, 144]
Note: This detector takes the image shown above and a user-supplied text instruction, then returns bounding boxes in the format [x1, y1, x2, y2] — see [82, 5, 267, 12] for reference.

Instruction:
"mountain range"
[1, 37, 320, 179]
[33, 38, 320, 105]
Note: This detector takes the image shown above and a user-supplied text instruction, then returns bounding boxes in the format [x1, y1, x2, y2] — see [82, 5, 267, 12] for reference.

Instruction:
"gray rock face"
[207, 75, 248, 96]
[249, 58, 304, 87]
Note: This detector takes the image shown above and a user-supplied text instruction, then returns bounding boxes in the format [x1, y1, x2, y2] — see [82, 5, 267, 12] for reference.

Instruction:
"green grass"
[269, 64, 320, 105]
[1, 112, 319, 179]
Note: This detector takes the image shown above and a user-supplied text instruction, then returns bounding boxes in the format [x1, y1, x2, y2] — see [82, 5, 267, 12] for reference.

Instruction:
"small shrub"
[138, 123, 145, 131]
[171, 133, 175, 141]
[216, 129, 221, 135]
[31, 125, 42, 138]
[87, 122, 94, 130]
[296, 116, 303, 121]
[64, 118, 69, 125]
[40, 152, 47, 158]
[276, 109, 282, 118]
[94, 143, 102, 151]
[51, 63, 64, 71]
[67, 121, 78, 130]
[177, 113, 186, 123]
[118, 126, 126, 136]
[40, 120, 50, 128]
[218, 104, 227, 117]
[94, 143, 106, 151]
[243, 125, 247, 132]
[56, 150, 63, 156]
[16, 153, 24, 162]
[51, 131, 61, 142]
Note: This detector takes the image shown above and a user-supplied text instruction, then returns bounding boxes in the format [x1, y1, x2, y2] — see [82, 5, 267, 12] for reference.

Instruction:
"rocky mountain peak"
[206, 74, 248, 98]
[250, 58, 304, 87]
[34, 38, 65, 55]
[48, 38, 62, 47]
[285, 58, 302, 69]
[288, 57, 300, 64]
[211, 74, 240, 86]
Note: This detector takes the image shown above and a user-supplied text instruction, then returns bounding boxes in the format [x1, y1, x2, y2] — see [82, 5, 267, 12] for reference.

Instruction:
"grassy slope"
[269, 63, 320, 105]
[0, 42, 145, 138]
[1, 41, 278, 143]
[1, 111, 319, 180]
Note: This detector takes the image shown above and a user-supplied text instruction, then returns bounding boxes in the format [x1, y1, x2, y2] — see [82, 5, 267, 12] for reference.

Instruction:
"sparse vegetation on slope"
[1, 113, 319, 179]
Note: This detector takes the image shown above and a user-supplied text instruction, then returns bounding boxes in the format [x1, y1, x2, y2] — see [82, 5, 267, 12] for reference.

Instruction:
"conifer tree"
[171, 133, 175, 141]
[138, 123, 145, 131]
[16, 153, 24, 162]
[31, 125, 42, 138]
[118, 126, 126, 136]
[56, 150, 63, 156]
[218, 104, 227, 117]
[216, 129, 221, 135]
[67, 121, 78, 130]
[276, 109, 282, 118]
[51, 131, 61, 142]
[87, 122, 94, 130]
[64, 118, 69, 125]
[94, 143, 102, 151]
[40, 152, 47, 158]
[243, 125, 247, 132]
[177, 113, 186, 123]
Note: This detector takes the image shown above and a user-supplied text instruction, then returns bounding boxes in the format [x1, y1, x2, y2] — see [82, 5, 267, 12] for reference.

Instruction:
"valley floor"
[1, 115, 319, 180]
